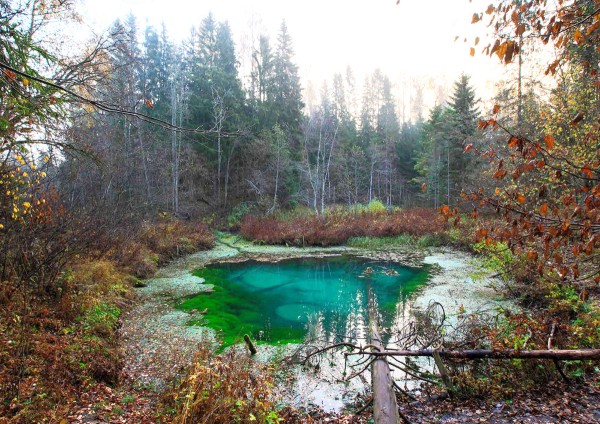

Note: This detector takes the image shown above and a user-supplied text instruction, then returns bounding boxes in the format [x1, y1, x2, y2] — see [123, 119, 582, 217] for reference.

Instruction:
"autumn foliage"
[459, 0, 600, 289]
[241, 208, 447, 246]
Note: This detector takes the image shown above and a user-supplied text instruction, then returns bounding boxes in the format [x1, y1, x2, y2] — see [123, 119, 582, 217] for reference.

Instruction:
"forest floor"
[66, 238, 600, 423]
[66, 372, 600, 423]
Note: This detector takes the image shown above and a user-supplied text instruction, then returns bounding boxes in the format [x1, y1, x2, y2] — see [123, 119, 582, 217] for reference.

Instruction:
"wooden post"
[243, 334, 257, 355]
[432, 349, 454, 398]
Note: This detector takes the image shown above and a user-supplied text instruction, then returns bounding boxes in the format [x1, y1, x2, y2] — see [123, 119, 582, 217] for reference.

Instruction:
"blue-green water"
[179, 256, 429, 347]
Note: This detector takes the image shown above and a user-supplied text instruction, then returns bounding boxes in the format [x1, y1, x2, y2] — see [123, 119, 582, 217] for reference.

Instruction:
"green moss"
[347, 235, 416, 249]
[79, 302, 121, 337]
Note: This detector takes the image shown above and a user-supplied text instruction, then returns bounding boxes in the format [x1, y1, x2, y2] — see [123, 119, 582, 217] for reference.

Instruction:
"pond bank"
[119, 236, 506, 405]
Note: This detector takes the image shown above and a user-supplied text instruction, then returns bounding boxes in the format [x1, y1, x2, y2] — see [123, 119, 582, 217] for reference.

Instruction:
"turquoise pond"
[179, 256, 430, 347]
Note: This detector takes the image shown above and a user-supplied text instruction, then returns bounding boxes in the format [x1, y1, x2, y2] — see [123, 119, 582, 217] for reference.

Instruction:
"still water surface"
[179, 256, 430, 347]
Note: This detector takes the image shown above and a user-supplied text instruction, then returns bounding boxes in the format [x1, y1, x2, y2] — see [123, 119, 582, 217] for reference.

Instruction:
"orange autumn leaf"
[543, 135, 555, 150]
[539, 203, 548, 215]
[493, 169, 507, 179]
[582, 164, 594, 178]
[516, 193, 526, 204]
[492, 104, 500, 114]
[526, 251, 538, 261]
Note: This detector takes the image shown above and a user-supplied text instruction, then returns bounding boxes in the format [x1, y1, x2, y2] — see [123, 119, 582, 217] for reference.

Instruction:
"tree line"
[51, 13, 481, 221]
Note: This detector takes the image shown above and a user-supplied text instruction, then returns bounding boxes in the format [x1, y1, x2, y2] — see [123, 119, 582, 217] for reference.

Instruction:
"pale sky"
[79, 0, 508, 118]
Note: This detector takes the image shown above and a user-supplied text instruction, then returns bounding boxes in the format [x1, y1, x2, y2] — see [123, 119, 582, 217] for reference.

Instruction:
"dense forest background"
[51, 13, 482, 221]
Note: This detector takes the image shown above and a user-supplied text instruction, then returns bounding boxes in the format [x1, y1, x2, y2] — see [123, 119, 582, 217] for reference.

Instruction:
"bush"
[79, 302, 121, 338]
[364, 199, 387, 214]
[113, 217, 215, 278]
[227, 202, 253, 230]
[171, 346, 281, 424]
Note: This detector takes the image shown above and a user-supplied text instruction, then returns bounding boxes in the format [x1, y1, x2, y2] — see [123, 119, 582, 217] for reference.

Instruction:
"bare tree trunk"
[369, 160, 375, 202]
[171, 81, 179, 214]
[137, 130, 151, 204]
[224, 141, 235, 208]
[321, 121, 338, 216]
[446, 139, 450, 207]
[272, 153, 280, 213]
[212, 89, 226, 209]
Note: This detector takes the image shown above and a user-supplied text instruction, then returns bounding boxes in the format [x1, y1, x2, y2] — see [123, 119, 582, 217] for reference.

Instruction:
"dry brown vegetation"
[240, 208, 447, 246]
[0, 212, 214, 423]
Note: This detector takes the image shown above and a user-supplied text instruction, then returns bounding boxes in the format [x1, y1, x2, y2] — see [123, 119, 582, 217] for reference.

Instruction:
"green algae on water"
[178, 256, 429, 348]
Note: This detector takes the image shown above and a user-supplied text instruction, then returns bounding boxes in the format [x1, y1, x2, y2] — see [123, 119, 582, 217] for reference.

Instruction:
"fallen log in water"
[358, 348, 600, 360]
[370, 321, 401, 424]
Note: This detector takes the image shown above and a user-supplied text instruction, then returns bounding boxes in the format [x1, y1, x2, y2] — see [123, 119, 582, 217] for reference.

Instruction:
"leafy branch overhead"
[472, 1, 600, 72]
[453, 0, 600, 287]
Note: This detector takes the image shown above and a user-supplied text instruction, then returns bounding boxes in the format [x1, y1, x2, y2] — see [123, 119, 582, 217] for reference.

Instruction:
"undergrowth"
[168, 345, 283, 424]
[445, 234, 600, 399]
[0, 214, 214, 422]
[240, 207, 447, 246]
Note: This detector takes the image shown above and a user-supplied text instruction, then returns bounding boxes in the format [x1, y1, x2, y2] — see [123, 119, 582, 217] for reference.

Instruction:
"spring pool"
[179, 256, 430, 347]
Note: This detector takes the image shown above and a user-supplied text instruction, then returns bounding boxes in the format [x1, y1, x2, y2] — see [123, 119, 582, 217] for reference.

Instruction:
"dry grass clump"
[171, 346, 282, 424]
[115, 217, 215, 278]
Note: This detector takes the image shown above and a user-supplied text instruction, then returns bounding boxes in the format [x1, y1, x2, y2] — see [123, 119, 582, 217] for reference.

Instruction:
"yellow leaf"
[22, 78, 29, 86]
[494, 187, 501, 195]
[470, 47, 475, 57]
